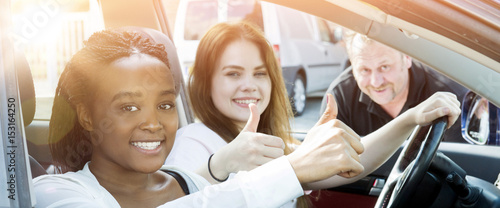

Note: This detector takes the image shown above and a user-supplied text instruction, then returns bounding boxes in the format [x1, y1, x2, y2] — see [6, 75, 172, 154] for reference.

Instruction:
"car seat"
[16, 49, 47, 178]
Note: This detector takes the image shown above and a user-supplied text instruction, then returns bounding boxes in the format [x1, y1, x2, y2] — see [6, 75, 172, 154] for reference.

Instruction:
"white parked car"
[174, 0, 349, 115]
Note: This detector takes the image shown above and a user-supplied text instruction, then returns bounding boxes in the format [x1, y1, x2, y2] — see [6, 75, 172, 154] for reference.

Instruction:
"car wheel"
[291, 74, 306, 116]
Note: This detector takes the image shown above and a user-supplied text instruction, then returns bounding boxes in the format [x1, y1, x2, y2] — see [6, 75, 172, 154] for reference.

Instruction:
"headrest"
[16, 50, 36, 127]
[118, 27, 183, 96]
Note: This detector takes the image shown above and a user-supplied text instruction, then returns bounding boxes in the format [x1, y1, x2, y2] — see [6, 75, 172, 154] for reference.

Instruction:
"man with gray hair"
[320, 32, 467, 142]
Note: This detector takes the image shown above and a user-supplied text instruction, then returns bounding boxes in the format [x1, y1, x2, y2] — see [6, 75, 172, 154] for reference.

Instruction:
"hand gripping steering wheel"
[375, 117, 448, 208]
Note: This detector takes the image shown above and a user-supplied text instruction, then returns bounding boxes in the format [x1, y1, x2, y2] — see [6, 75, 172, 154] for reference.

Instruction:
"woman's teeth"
[235, 99, 257, 104]
[131, 141, 161, 150]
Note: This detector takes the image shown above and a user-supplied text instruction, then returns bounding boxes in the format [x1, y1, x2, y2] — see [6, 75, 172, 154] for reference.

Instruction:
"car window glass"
[184, 1, 218, 40]
[11, 0, 104, 120]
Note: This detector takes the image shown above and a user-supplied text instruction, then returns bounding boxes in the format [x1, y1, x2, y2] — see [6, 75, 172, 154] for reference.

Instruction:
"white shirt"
[165, 123, 299, 207]
[33, 157, 302, 207]
[165, 123, 227, 171]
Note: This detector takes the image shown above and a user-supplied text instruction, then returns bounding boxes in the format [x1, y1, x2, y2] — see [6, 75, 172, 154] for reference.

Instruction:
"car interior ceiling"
[362, 0, 500, 63]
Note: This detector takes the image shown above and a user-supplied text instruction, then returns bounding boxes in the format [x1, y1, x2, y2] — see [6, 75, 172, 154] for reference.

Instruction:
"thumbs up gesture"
[209, 103, 285, 182]
[314, 93, 339, 127]
[287, 94, 365, 183]
[241, 103, 262, 133]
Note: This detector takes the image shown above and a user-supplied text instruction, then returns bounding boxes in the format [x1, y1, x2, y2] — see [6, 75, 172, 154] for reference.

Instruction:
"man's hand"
[407, 92, 461, 129]
[288, 94, 365, 183]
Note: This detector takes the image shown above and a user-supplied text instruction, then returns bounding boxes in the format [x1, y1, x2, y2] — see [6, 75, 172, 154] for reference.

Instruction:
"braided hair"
[49, 29, 171, 173]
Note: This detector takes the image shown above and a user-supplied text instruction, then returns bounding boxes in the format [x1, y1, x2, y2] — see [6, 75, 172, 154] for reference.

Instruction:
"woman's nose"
[140, 110, 163, 132]
[240, 75, 257, 92]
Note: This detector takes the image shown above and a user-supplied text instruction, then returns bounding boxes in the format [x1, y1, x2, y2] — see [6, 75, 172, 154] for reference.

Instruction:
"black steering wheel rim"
[375, 117, 449, 208]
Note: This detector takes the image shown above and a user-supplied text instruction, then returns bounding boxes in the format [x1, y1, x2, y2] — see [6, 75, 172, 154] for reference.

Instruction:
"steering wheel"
[375, 117, 449, 208]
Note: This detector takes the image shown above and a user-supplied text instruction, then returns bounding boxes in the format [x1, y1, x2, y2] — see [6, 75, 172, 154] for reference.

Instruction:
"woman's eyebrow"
[221, 65, 244, 71]
[221, 64, 266, 71]
[111, 89, 175, 102]
[159, 89, 176, 97]
[254, 65, 266, 70]
[111, 91, 142, 102]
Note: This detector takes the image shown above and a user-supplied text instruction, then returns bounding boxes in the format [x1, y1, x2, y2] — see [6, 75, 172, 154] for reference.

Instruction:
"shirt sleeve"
[165, 131, 213, 171]
[160, 156, 303, 208]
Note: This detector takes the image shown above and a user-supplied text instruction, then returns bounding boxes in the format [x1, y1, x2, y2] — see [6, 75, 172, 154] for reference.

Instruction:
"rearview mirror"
[461, 91, 500, 145]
